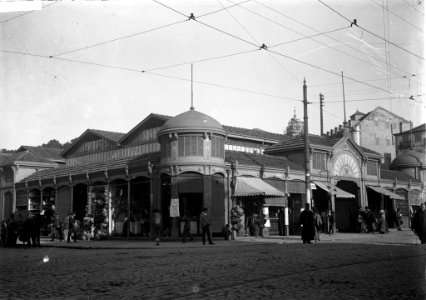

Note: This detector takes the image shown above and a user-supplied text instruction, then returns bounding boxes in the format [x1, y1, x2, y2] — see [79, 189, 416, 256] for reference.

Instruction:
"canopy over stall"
[367, 186, 405, 200]
[315, 181, 355, 199]
[233, 177, 284, 197]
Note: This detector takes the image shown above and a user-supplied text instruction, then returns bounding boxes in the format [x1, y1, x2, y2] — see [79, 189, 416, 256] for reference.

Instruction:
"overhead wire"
[317, 0, 425, 60]
[401, 0, 425, 16]
[51, 0, 250, 57]
[0, 48, 301, 102]
[309, 74, 418, 87]
[0, 0, 62, 24]
[153, 0, 418, 97]
[370, 0, 424, 32]
[252, 0, 413, 77]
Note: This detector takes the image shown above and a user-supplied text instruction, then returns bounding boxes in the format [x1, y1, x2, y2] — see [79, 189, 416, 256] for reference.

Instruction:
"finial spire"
[293, 107, 296, 118]
[190, 64, 194, 110]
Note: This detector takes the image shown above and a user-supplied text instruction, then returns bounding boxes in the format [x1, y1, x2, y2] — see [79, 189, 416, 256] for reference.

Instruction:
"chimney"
[330, 129, 334, 135]
[351, 125, 361, 145]
[399, 122, 402, 133]
[339, 125, 343, 132]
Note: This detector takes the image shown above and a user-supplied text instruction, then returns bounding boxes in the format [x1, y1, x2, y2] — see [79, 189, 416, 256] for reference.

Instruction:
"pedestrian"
[223, 224, 232, 240]
[152, 209, 162, 246]
[299, 203, 315, 244]
[412, 203, 426, 244]
[278, 208, 285, 236]
[30, 214, 42, 248]
[328, 210, 335, 234]
[181, 211, 194, 243]
[0, 220, 7, 247]
[51, 214, 63, 241]
[21, 213, 32, 248]
[67, 212, 77, 243]
[313, 208, 323, 242]
[395, 206, 403, 231]
[200, 208, 214, 245]
[378, 210, 387, 234]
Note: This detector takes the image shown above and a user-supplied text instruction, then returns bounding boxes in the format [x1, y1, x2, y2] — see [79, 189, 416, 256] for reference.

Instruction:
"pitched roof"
[19, 146, 64, 161]
[357, 106, 410, 124]
[225, 151, 304, 171]
[19, 152, 161, 183]
[265, 134, 381, 157]
[223, 125, 284, 142]
[380, 169, 422, 184]
[0, 151, 54, 166]
[89, 129, 126, 143]
[394, 123, 426, 136]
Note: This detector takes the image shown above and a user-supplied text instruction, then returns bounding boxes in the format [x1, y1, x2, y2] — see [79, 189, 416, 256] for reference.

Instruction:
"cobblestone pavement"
[0, 230, 425, 300]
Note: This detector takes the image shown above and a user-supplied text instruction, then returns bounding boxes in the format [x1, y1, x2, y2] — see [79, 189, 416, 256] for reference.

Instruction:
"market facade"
[3, 109, 423, 238]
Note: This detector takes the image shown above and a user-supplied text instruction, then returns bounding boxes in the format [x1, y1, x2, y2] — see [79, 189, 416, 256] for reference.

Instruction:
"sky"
[0, 0, 424, 150]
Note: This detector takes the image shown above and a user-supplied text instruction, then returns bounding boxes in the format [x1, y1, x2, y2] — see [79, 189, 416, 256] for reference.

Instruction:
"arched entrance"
[211, 173, 225, 232]
[130, 176, 151, 236]
[110, 179, 128, 236]
[335, 180, 359, 232]
[178, 172, 204, 230]
[73, 183, 88, 222]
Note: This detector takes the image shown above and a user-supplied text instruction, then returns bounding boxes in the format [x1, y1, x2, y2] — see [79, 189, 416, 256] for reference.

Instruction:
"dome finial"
[190, 64, 195, 110]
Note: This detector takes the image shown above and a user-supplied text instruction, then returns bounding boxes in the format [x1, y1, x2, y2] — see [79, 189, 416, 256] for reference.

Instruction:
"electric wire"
[51, 19, 190, 57]
[310, 75, 418, 87]
[0, 0, 62, 24]
[253, 0, 413, 77]
[311, 95, 422, 104]
[0, 48, 301, 102]
[317, 0, 425, 60]
[153, 0, 418, 96]
[198, 0, 251, 18]
[401, 0, 425, 16]
[51, 0, 250, 57]
[370, 0, 424, 32]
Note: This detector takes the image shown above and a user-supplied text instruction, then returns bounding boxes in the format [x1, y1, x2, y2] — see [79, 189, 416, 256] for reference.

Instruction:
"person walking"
[395, 206, 403, 231]
[200, 208, 214, 245]
[299, 203, 315, 244]
[51, 214, 63, 241]
[313, 209, 323, 242]
[412, 203, 426, 244]
[181, 211, 194, 243]
[152, 209, 162, 246]
[328, 210, 335, 234]
[67, 212, 77, 243]
[378, 210, 388, 234]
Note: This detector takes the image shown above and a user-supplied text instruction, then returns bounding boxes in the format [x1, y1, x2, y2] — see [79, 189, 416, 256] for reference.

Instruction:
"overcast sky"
[1, 0, 424, 150]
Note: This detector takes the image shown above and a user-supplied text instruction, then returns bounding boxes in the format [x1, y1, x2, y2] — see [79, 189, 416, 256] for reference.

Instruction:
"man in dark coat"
[412, 203, 426, 244]
[299, 203, 315, 244]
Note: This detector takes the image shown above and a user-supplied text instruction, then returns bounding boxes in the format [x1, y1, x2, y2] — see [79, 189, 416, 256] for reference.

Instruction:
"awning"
[367, 186, 405, 200]
[264, 197, 286, 207]
[315, 181, 355, 199]
[333, 186, 355, 199]
[233, 177, 285, 197]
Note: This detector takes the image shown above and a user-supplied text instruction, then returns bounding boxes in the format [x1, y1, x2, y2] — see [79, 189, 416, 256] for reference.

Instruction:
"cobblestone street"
[1, 230, 425, 300]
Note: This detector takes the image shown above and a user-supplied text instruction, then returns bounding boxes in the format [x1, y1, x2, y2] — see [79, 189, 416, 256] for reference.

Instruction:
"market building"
[3, 108, 423, 238]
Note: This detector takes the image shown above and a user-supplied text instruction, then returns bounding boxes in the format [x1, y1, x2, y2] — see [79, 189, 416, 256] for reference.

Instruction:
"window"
[367, 160, 378, 176]
[178, 135, 204, 157]
[313, 152, 326, 170]
[211, 136, 224, 158]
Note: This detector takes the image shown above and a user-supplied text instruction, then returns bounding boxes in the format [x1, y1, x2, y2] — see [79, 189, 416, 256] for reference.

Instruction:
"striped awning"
[367, 186, 405, 200]
[315, 181, 355, 199]
[234, 177, 284, 197]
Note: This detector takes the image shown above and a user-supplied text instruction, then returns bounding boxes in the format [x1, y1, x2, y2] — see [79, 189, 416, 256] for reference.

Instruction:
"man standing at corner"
[200, 208, 214, 245]
[152, 209, 162, 246]
[299, 203, 315, 244]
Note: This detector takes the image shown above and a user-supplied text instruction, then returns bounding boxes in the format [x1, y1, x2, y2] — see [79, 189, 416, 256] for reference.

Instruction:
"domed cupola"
[391, 150, 425, 169]
[157, 108, 227, 168]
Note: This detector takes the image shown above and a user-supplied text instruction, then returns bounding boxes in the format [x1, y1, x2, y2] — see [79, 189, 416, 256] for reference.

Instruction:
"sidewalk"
[38, 228, 422, 249]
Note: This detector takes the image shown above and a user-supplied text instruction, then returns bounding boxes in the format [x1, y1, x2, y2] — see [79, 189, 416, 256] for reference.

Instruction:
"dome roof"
[391, 150, 425, 167]
[158, 109, 225, 135]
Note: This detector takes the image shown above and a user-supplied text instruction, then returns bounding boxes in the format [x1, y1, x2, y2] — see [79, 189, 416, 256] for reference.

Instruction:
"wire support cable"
[253, 0, 413, 77]
[317, 0, 425, 60]
[0, 0, 62, 24]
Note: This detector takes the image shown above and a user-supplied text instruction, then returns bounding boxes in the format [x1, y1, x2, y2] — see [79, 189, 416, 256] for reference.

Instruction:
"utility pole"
[303, 79, 311, 209]
[320, 93, 324, 136]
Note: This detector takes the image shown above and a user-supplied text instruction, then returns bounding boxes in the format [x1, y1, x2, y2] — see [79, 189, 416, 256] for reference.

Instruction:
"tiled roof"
[20, 152, 161, 183]
[223, 125, 284, 141]
[380, 169, 422, 184]
[0, 151, 53, 166]
[0, 153, 13, 165]
[265, 134, 381, 156]
[394, 123, 426, 136]
[225, 151, 304, 171]
[20, 146, 64, 160]
[90, 129, 126, 143]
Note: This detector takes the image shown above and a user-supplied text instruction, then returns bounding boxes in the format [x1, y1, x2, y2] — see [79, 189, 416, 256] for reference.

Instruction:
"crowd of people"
[0, 212, 42, 248]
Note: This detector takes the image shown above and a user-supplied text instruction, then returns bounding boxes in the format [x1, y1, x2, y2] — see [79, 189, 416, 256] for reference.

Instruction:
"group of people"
[0, 213, 41, 248]
[412, 203, 426, 244]
[357, 206, 404, 234]
[151, 207, 216, 246]
[299, 205, 335, 244]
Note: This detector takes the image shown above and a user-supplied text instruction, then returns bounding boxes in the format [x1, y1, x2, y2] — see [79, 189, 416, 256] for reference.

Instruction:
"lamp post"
[303, 79, 311, 210]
